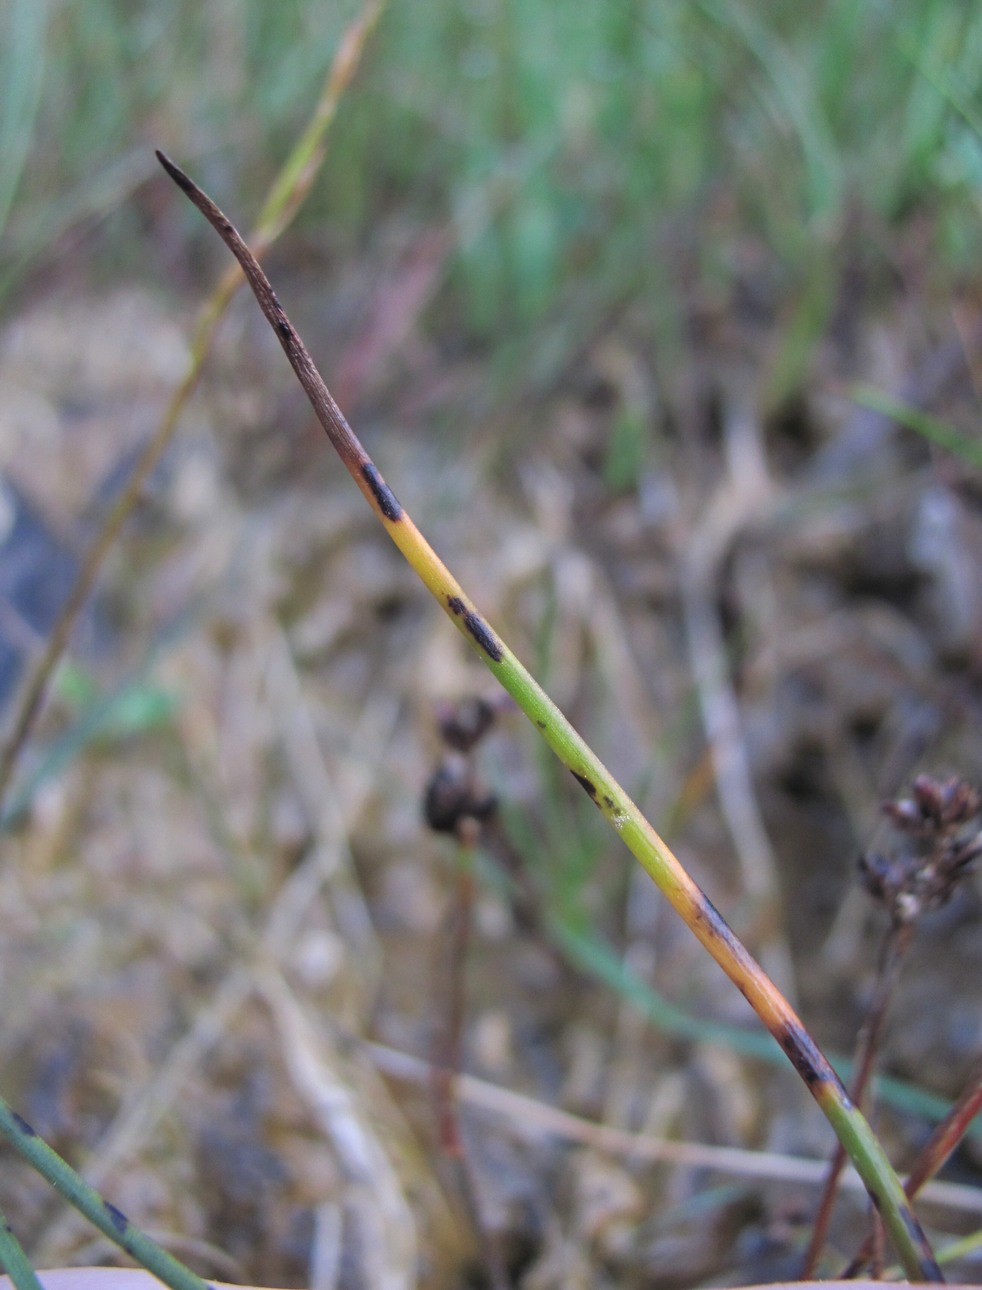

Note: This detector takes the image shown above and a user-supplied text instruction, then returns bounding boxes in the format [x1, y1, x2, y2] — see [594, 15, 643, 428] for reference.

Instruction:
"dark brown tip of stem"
[155, 150, 196, 195]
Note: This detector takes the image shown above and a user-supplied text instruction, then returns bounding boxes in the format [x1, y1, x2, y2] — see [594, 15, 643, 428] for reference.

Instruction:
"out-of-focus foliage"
[4, 2, 982, 343]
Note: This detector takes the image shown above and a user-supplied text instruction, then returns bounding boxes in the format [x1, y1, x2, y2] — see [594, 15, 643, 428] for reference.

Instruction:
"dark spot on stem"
[362, 462, 402, 521]
[104, 1201, 129, 1236]
[692, 894, 730, 943]
[536, 720, 547, 729]
[690, 893, 761, 977]
[445, 596, 503, 662]
[603, 795, 615, 809]
[900, 1212, 942, 1280]
[465, 614, 503, 661]
[572, 771, 598, 800]
[11, 1111, 35, 1137]
[774, 1021, 832, 1092]
[276, 319, 292, 340]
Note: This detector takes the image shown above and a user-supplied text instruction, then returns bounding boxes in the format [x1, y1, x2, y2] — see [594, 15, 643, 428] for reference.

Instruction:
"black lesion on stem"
[446, 596, 504, 662]
[774, 1021, 834, 1093]
[571, 770, 598, 800]
[10, 1111, 35, 1137]
[362, 462, 402, 521]
[104, 1200, 129, 1236]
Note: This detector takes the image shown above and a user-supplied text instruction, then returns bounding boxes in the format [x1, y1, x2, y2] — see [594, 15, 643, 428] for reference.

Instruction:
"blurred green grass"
[3, 1, 982, 352]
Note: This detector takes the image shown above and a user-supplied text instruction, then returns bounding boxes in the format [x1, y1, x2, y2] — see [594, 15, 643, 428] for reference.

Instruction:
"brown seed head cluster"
[423, 695, 509, 838]
[860, 774, 982, 925]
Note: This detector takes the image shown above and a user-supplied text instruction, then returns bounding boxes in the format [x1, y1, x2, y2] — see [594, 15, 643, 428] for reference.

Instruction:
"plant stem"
[156, 152, 941, 1283]
[802, 918, 915, 1276]
[0, 1207, 43, 1290]
[0, 1101, 211, 1290]
[433, 837, 511, 1290]
[841, 1061, 982, 1278]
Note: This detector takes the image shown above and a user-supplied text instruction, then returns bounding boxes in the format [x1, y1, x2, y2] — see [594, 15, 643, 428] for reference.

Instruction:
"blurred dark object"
[423, 694, 509, 835]
[423, 752, 498, 836]
[434, 695, 498, 754]
[0, 477, 100, 709]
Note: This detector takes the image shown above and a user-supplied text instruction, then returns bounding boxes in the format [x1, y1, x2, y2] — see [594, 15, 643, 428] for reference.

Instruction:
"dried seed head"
[423, 753, 497, 836]
[864, 775, 982, 925]
[911, 774, 980, 827]
[435, 695, 498, 753]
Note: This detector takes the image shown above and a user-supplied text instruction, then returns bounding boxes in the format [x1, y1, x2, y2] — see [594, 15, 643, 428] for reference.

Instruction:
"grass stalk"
[0, 0, 47, 240]
[0, 1101, 210, 1290]
[157, 151, 941, 1282]
[0, 1205, 43, 1290]
[842, 1061, 982, 1277]
[553, 914, 982, 1138]
[801, 919, 915, 1276]
[904, 1063, 982, 1200]
[850, 381, 982, 469]
[434, 842, 510, 1290]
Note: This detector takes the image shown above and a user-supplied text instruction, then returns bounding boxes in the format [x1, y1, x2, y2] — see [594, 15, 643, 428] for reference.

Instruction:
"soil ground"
[0, 222, 981, 1287]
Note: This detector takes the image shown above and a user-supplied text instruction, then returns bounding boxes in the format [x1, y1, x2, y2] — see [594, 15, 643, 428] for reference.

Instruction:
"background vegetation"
[7, 3, 982, 349]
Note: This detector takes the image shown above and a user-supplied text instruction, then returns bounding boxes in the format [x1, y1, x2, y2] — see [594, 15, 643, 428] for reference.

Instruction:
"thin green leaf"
[850, 382, 982, 470]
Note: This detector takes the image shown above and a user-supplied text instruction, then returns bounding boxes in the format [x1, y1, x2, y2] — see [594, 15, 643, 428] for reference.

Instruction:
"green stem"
[0, 1206, 43, 1290]
[157, 152, 941, 1283]
[0, 1101, 211, 1290]
[553, 915, 976, 1135]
